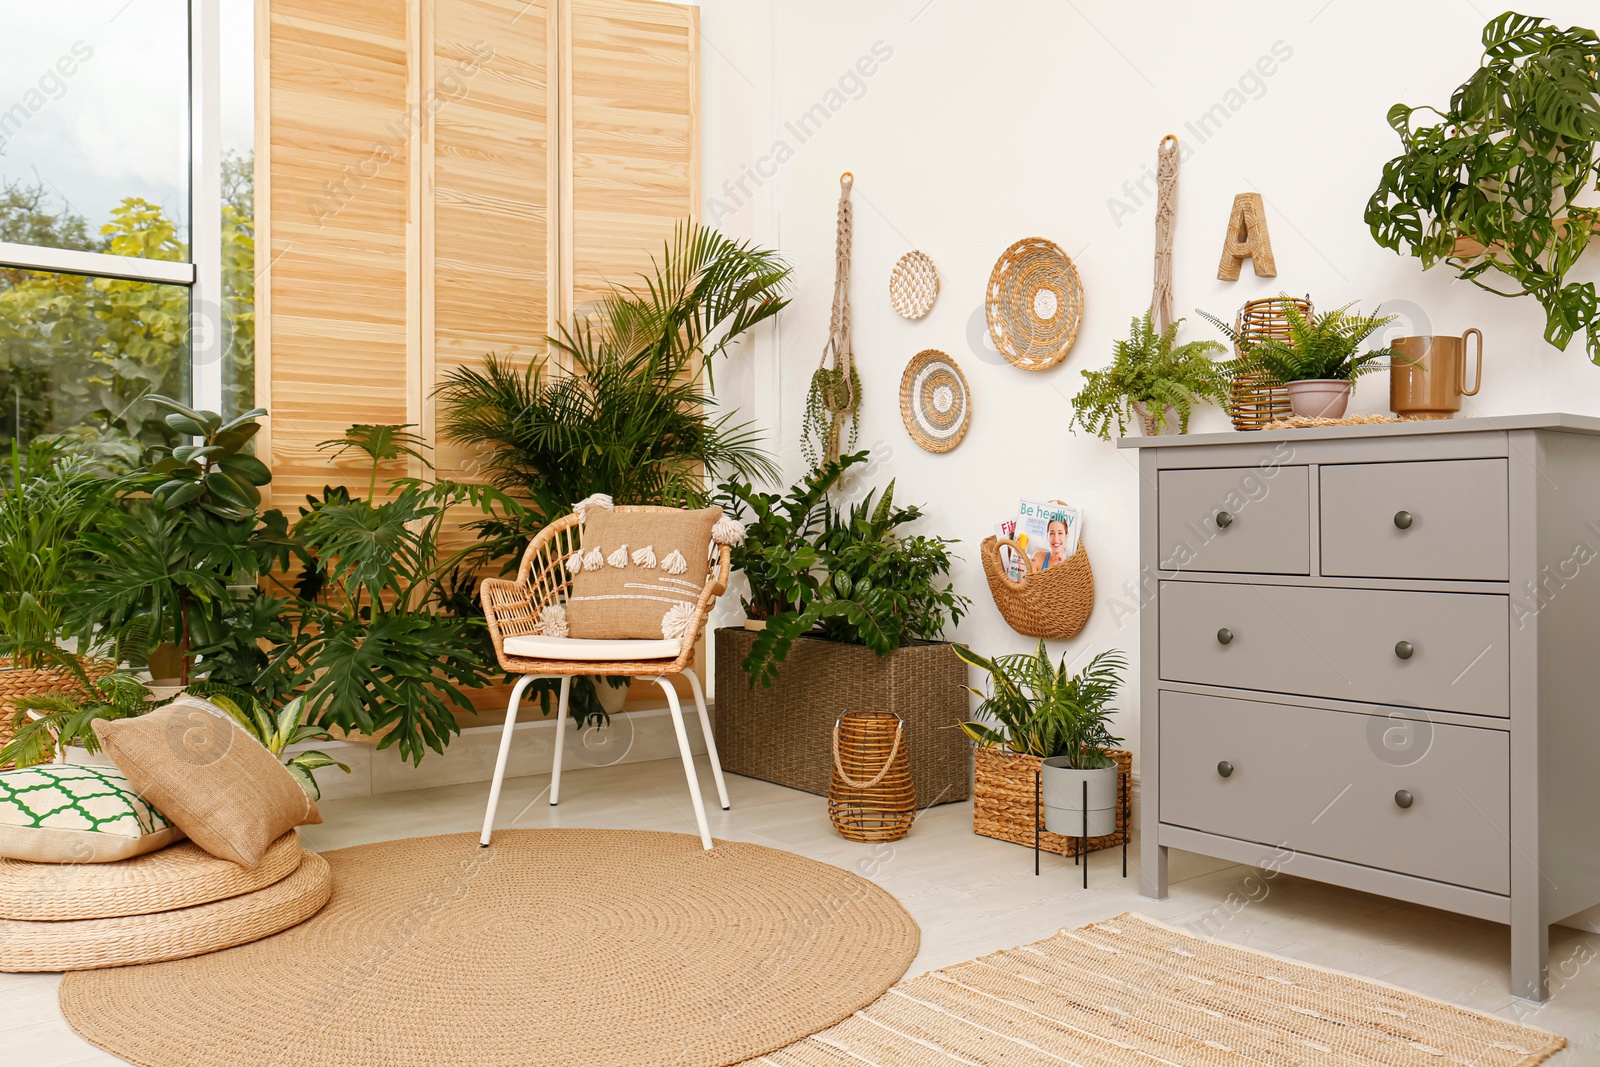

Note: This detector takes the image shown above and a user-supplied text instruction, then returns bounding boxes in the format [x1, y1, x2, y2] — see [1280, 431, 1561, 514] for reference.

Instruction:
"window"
[0, 0, 254, 464]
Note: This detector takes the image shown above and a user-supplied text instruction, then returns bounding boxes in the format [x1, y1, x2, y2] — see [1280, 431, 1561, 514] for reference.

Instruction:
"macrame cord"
[1150, 135, 1180, 333]
[803, 173, 861, 468]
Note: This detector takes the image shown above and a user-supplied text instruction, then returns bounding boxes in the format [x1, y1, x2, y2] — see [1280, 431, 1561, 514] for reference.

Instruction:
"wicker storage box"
[713, 628, 969, 809]
[972, 746, 1131, 856]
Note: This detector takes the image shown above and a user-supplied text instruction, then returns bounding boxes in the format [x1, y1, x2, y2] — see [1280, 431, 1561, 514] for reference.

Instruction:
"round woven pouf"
[899, 348, 971, 453]
[985, 237, 1084, 371]
[888, 249, 938, 319]
[60, 829, 921, 1067]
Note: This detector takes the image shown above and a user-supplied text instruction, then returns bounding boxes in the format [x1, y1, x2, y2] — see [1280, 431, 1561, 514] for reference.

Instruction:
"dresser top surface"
[1115, 412, 1600, 449]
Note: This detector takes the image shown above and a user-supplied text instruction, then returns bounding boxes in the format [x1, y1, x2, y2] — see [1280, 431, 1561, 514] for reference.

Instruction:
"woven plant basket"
[972, 746, 1131, 857]
[979, 536, 1094, 640]
[1226, 295, 1311, 431]
[0, 659, 114, 767]
[829, 711, 915, 843]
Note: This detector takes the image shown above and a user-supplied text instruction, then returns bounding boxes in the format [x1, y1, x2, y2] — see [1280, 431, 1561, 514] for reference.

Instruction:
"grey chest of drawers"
[1121, 414, 1600, 1001]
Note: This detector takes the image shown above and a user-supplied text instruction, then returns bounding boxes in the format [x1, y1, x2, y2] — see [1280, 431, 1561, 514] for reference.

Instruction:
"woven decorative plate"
[985, 237, 1084, 371]
[899, 349, 971, 453]
[888, 250, 938, 319]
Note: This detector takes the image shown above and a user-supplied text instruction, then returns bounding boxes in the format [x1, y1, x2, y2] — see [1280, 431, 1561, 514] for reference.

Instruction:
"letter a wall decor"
[1216, 192, 1276, 280]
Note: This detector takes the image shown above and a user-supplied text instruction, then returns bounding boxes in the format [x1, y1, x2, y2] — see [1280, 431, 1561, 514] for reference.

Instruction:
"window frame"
[0, 0, 225, 412]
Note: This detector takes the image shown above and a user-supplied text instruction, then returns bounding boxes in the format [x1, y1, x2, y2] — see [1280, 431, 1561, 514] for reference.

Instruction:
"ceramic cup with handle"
[1390, 329, 1483, 418]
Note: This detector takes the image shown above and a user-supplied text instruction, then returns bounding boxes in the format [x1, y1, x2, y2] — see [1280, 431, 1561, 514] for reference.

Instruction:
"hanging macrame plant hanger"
[803, 172, 861, 468]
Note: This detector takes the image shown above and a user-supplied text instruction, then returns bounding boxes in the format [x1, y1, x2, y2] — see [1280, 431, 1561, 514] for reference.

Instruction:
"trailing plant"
[738, 477, 969, 687]
[713, 451, 868, 621]
[1199, 300, 1396, 383]
[954, 642, 1126, 769]
[436, 221, 788, 563]
[0, 439, 109, 665]
[801, 364, 861, 470]
[1365, 12, 1600, 362]
[186, 683, 349, 800]
[1068, 313, 1229, 438]
[0, 646, 156, 768]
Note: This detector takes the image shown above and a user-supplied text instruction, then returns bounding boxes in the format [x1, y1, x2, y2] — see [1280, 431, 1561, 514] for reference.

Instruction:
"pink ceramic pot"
[1285, 379, 1351, 419]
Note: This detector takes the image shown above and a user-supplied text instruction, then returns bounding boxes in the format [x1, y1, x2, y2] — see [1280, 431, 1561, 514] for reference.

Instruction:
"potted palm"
[1200, 300, 1395, 419]
[955, 642, 1129, 847]
[1068, 312, 1229, 438]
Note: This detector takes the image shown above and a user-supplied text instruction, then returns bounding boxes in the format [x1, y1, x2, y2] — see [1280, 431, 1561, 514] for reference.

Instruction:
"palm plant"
[1199, 300, 1396, 383]
[1069, 313, 1229, 438]
[0, 645, 156, 767]
[954, 643, 1126, 769]
[436, 222, 787, 561]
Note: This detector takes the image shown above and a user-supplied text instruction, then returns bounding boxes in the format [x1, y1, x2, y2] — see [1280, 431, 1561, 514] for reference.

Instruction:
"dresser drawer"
[1160, 691, 1509, 894]
[1157, 466, 1310, 574]
[1159, 581, 1508, 717]
[1320, 459, 1508, 581]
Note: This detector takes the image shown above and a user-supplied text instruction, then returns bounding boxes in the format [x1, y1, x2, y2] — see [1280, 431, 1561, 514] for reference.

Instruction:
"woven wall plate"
[888, 250, 938, 319]
[985, 237, 1084, 371]
[899, 349, 971, 453]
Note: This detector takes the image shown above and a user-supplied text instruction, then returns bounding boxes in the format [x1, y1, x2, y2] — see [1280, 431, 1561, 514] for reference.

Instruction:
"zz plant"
[1366, 11, 1600, 361]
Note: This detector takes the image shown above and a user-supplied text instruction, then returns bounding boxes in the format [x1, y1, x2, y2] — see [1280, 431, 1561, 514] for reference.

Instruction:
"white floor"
[7, 754, 1599, 1063]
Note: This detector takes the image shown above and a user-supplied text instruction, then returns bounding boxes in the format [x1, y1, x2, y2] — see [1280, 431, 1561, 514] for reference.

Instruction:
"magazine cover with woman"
[995, 499, 1082, 579]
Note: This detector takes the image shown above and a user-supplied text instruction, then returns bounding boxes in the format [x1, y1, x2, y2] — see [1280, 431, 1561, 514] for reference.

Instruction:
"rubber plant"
[1068, 313, 1229, 438]
[1365, 11, 1600, 361]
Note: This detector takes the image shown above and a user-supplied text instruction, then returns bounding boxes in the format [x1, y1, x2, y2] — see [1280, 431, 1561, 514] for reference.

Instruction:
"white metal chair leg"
[549, 675, 572, 806]
[682, 671, 729, 811]
[480, 674, 538, 847]
[649, 677, 714, 850]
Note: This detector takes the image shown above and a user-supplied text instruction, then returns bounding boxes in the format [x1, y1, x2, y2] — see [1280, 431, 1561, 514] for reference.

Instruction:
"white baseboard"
[289, 702, 711, 800]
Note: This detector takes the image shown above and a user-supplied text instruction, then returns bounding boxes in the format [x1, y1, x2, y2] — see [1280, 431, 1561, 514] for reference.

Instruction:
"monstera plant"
[1366, 12, 1600, 361]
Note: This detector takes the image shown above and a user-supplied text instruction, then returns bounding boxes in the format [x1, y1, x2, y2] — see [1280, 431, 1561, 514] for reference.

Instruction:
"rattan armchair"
[478, 507, 732, 850]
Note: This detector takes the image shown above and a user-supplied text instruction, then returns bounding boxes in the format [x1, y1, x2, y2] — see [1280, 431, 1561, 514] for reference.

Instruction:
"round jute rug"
[59, 829, 920, 1067]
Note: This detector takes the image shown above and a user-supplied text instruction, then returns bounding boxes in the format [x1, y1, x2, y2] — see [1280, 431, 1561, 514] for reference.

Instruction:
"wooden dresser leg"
[1141, 839, 1169, 901]
[1512, 913, 1549, 1002]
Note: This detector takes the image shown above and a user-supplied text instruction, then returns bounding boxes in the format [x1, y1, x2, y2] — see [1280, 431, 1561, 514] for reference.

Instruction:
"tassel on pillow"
[538, 604, 569, 638]
[661, 600, 696, 640]
[711, 515, 746, 546]
[607, 544, 630, 568]
[631, 544, 657, 569]
[582, 546, 605, 571]
[565, 552, 584, 574]
[661, 549, 688, 575]
[571, 493, 614, 524]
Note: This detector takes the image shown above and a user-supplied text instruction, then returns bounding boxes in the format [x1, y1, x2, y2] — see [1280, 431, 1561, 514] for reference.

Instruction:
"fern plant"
[1069, 313, 1228, 438]
[1365, 12, 1600, 362]
[1199, 300, 1395, 384]
[954, 643, 1126, 769]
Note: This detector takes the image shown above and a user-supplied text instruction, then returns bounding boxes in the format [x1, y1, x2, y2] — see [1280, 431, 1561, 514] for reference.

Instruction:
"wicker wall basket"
[973, 746, 1131, 857]
[979, 536, 1094, 640]
[1226, 295, 1312, 431]
[889, 250, 939, 320]
[828, 711, 915, 842]
[899, 348, 971, 453]
[984, 237, 1084, 371]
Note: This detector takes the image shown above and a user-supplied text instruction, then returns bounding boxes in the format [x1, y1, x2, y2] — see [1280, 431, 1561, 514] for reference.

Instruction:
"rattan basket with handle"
[828, 710, 915, 843]
[1226, 295, 1312, 430]
[979, 536, 1094, 640]
[972, 746, 1130, 857]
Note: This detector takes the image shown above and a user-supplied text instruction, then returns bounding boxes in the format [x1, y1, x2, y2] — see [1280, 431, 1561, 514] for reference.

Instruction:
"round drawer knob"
[1217, 628, 1234, 645]
[1395, 640, 1415, 660]
[1395, 789, 1415, 809]
[1217, 761, 1234, 778]
[1215, 510, 1234, 529]
[1394, 510, 1414, 530]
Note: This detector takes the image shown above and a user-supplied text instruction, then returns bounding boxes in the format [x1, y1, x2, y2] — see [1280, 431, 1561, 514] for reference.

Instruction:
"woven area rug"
[59, 829, 919, 1067]
[749, 913, 1566, 1066]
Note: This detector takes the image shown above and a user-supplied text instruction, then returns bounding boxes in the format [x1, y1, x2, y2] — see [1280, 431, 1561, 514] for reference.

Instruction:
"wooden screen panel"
[263, 1, 412, 506]
[429, 0, 556, 486]
[565, 0, 699, 317]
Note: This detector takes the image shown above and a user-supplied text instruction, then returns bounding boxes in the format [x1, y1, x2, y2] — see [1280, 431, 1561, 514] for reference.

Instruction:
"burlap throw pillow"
[93, 700, 321, 868]
[565, 506, 721, 640]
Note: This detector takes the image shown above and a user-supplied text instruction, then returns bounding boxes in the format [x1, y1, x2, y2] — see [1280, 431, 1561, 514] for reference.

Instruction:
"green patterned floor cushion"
[0, 764, 183, 863]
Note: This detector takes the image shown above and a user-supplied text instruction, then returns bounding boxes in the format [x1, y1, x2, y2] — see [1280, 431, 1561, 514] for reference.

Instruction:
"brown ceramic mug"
[1390, 330, 1483, 418]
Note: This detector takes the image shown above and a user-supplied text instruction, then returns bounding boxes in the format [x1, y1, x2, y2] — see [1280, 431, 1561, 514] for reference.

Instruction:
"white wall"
[696, 0, 1600, 759]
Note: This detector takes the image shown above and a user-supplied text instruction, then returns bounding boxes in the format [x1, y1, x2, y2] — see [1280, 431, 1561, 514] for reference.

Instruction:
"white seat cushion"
[502, 634, 682, 662]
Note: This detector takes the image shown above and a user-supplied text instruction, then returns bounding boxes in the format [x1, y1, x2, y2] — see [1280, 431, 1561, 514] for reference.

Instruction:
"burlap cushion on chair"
[565, 506, 721, 640]
[93, 700, 321, 869]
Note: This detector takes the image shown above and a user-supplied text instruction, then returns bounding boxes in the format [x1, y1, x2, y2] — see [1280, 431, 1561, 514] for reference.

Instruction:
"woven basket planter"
[713, 628, 969, 809]
[972, 746, 1131, 857]
[0, 660, 114, 768]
